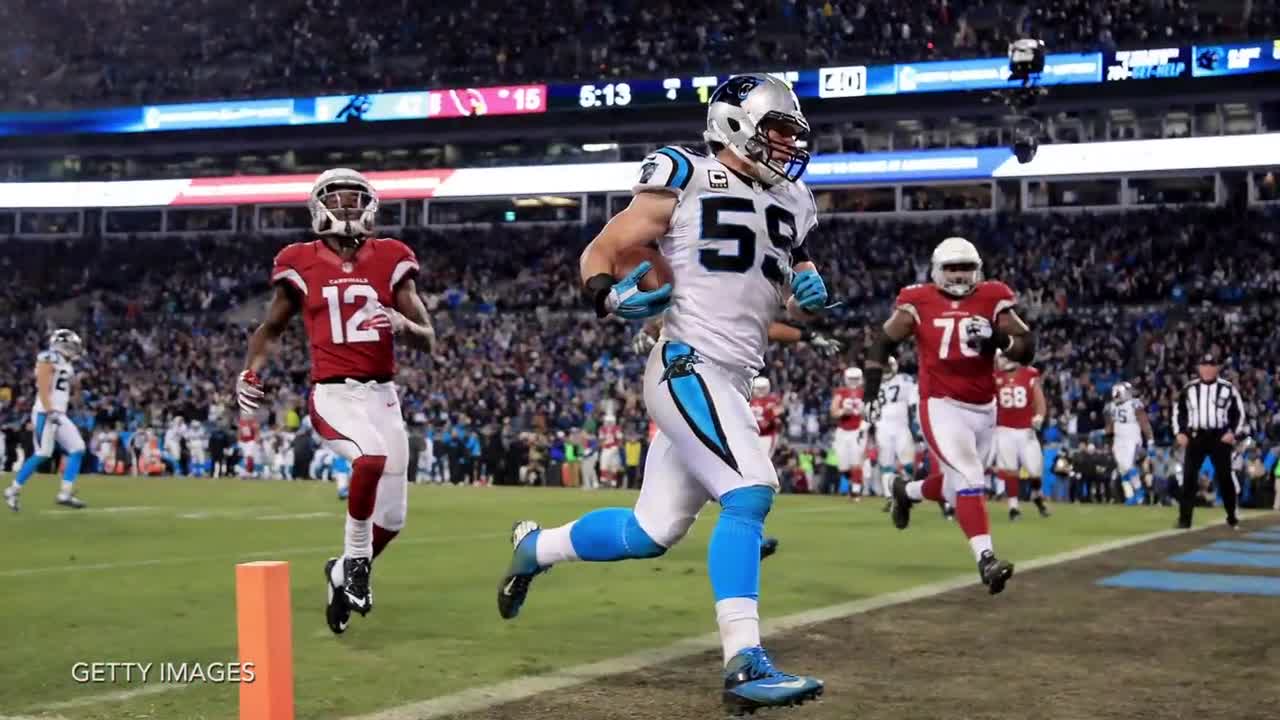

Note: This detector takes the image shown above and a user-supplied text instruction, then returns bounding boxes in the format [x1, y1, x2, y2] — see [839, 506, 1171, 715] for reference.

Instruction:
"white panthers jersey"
[1109, 398, 1143, 437]
[877, 373, 918, 430]
[635, 145, 818, 376]
[34, 350, 74, 413]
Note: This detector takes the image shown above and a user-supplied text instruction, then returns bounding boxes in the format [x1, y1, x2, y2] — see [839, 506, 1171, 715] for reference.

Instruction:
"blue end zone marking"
[1170, 549, 1280, 569]
[1244, 532, 1280, 542]
[1208, 541, 1280, 554]
[1098, 570, 1280, 596]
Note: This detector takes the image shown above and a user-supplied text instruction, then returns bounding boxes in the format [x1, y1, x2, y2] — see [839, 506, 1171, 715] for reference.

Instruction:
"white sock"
[1008, 496, 1019, 510]
[329, 556, 346, 586]
[534, 523, 579, 566]
[880, 472, 894, 497]
[905, 480, 924, 501]
[968, 534, 994, 562]
[344, 515, 372, 559]
[59, 481, 75, 497]
[716, 597, 761, 665]
[7, 482, 19, 493]
[337, 474, 350, 493]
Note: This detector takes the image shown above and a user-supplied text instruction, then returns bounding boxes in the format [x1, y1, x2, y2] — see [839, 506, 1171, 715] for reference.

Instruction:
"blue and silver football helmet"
[704, 74, 810, 184]
[1111, 382, 1133, 403]
[49, 328, 83, 360]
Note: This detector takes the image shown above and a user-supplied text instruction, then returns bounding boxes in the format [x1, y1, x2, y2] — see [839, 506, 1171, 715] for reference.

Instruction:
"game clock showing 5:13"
[578, 83, 633, 108]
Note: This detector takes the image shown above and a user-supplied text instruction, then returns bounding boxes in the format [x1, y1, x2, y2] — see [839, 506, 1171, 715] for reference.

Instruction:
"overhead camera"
[1008, 39, 1046, 85]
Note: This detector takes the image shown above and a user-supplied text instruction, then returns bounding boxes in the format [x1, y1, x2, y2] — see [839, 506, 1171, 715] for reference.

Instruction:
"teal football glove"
[790, 269, 828, 311]
[598, 261, 672, 320]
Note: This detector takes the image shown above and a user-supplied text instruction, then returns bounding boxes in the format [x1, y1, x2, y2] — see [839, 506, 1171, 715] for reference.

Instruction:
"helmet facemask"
[743, 113, 811, 184]
[309, 171, 378, 247]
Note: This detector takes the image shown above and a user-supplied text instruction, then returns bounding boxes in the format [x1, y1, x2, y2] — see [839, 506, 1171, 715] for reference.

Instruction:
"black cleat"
[881, 497, 894, 513]
[497, 520, 546, 620]
[1034, 497, 1051, 518]
[978, 551, 1014, 595]
[1009, 507, 1022, 522]
[1175, 518, 1192, 530]
[1227, 516, 1240, 531]
[324, 557, 351, 634]
[940, 501, 955, 521]
[759, 537, 779, 560]
[890, 477, 912, 530]
[342, 556, 373, 616]
[55, 493, 85, 509]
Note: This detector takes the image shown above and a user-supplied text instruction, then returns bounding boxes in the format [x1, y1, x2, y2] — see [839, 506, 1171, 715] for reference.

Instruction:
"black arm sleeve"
[791, 244, 811, 264]
[1172, 385, 1188, 436]
[862, 328, 900, 404]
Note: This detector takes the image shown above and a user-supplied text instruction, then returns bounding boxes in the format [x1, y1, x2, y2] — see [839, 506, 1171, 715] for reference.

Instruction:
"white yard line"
[343, 516, 1252, 720]
[0, 532, 502, 578]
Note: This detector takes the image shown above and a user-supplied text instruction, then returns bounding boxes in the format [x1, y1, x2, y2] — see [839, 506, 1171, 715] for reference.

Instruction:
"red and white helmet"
[309, 168, 379, 244]
[752, 376, 771, 398]
[843, 367, 863, 388]
[931, 236, 983, 297]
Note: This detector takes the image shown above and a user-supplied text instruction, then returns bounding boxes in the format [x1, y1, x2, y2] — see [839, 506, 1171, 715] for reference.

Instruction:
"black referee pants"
[1180, 432, 1237, 526]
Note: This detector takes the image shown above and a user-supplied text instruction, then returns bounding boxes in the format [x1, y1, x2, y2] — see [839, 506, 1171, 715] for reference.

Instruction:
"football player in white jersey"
[497, 74, 827, 712]
[871, 357, 919, 511]
[5, 329, 88, 511]
[1106, 382, 1153, 503]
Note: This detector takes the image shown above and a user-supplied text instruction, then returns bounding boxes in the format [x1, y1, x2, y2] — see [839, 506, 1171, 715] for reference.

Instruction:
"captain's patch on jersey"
[708, 169, 729, 189]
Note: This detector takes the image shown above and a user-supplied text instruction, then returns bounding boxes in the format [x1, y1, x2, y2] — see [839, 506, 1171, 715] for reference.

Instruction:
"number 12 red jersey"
[271, 238, 419, 383]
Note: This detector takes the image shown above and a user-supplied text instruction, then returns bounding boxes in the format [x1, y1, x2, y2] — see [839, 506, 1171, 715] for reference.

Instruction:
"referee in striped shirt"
[1173, 352, 1246, 529]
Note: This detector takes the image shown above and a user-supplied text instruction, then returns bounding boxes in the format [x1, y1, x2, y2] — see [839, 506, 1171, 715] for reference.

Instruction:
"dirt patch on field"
[455, 521, 1280, 720]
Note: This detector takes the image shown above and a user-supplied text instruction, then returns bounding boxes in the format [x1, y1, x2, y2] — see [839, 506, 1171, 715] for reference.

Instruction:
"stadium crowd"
[0, 0, 1273, 110]
[1, 205, 1278, 507]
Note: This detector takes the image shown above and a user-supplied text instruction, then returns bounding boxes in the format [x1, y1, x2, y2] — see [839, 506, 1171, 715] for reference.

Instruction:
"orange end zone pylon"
[236, 561, 295, 720]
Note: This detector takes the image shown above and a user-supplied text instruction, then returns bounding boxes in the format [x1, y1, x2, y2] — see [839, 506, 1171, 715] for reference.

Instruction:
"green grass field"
[0, 474, 1204, 720]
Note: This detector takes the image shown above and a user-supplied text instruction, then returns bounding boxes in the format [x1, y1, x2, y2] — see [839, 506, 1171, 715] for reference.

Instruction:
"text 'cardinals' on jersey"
[750, 394, 783, 436]
[634, 144, 817, 375]
[833, 386, 864, 430]
[896, 281, 1017, 405]
[272, 237, 419, 382]
[995, 366, 1040, 429]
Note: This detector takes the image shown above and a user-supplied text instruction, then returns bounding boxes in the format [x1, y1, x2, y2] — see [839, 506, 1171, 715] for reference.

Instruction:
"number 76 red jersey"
[272, 238, 419, 383]
[895, 280, 1017, 405]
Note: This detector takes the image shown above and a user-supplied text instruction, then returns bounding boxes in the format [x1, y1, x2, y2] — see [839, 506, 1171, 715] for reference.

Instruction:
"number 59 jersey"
[636, 145, 818, 376]
[272, 238, 420, 383]
[895, 280, 1017, 405]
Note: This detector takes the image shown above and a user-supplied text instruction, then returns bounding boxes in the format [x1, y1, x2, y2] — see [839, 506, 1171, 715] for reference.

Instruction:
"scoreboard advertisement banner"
[0, 39, 1275, 137]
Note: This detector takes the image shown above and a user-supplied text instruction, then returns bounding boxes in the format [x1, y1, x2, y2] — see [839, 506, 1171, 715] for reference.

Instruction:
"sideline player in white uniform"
[871, 356, 919, 511]
[1106, 382, 1153, 503]
[497, 74, 828, 713]
[5, 329, 88, 511]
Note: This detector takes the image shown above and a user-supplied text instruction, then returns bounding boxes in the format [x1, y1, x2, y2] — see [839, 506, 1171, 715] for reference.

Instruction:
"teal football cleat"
[497, 520, 547, 620]
[722, 646, 823, 715]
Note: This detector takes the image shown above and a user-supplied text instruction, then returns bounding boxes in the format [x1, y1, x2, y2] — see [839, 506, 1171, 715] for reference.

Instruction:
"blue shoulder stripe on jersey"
[656, 147, 693, 191]
[660, 342, 740, 474]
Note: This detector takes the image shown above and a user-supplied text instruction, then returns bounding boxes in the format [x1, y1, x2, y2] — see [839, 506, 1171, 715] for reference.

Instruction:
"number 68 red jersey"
[895, 280, 1016, 405]
[272, 238, 419, 382]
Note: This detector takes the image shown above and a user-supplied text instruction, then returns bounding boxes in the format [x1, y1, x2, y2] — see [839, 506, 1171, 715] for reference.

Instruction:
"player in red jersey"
[235, 169, 436, 634]
[862, 237, 1035, 595]
[830, 367, 867, 500]
[598, 414, 624, 487]
[992, 353, 1050, 521]
[237, 416, 261, 476]
[750, 377, 783, 459]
